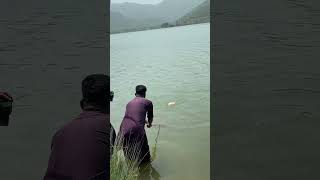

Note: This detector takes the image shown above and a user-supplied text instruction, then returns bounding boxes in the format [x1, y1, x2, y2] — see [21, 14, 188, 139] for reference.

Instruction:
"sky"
[111, 0, 163, 4]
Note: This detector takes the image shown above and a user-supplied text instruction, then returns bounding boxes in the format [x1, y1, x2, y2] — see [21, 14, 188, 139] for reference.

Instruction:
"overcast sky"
[111, 0, 163, 4]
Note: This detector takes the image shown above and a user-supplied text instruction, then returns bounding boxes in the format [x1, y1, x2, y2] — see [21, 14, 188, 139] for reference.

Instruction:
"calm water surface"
[111, 23, 210, 180]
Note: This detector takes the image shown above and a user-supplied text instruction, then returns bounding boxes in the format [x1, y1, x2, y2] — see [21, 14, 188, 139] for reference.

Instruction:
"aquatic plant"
[110, 135, 139, 180]
[110, 125, 161, 180]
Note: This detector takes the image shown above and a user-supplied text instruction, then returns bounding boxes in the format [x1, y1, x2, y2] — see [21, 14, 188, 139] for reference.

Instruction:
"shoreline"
[110, 21, 210, 35]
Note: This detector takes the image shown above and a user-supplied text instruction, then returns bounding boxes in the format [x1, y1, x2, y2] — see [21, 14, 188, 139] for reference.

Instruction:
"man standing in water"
[44, 74, 114, 180]
[119, 85, 154, 166]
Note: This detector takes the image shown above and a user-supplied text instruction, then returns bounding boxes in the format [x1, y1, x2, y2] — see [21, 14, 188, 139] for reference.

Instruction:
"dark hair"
[81, 74, 109, 108]
[135, 85, 147, 96]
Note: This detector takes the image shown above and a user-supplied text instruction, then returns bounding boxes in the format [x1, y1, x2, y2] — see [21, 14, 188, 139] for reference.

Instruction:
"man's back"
[43, 111, 109, 180]
[120, 97, 153, 135]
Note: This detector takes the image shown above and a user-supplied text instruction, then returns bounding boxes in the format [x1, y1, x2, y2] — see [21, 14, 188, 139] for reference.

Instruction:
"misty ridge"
[111, 0, 210, 34]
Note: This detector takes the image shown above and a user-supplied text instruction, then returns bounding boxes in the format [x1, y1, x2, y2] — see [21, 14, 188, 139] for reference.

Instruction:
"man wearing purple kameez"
[43, 74, 114, 180]
[119, 85, 154, 166]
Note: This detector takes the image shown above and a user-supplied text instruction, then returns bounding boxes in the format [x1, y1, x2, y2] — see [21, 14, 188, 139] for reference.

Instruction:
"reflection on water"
[213, 0, 320, 179]
[0, 1, 107, 179]
[111, 23, 210, 179]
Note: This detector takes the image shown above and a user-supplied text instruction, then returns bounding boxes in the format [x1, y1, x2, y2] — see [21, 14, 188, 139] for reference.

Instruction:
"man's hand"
[146, 123, 152, 128]
[145, 119, 152, 128]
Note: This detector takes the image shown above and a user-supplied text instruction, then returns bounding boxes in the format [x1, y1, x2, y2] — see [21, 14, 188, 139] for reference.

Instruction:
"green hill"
[111, 0, 205, 22]
[176, 0, 210, 25]
[110, 0, 210, 34]
[110, 11, 161, 34]
[110, 0, 206, 33]
[110, 11, 134, 33]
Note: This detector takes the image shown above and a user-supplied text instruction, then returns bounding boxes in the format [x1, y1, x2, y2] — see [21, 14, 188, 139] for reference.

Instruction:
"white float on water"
[168, 102, 176, 106]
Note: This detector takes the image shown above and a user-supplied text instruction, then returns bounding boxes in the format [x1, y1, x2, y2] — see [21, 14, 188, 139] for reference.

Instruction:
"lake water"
[111, 23, 210, 179]
[0, 2, 107, 179]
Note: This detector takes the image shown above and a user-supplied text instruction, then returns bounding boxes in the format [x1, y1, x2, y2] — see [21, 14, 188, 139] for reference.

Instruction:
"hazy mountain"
[176, 0, 210, 25]
[110, 0, 208, 33]
[110, 11, 134, 32]
[155, 0, 206, 22]
[110, 11, 161, 33]
[111, 0, 206, 23]
[111, 3, 159, 21]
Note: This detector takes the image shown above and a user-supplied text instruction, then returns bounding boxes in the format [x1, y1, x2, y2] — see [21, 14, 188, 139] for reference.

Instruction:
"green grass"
[110, 135, 140, 180]
[111, 126, 161, 180]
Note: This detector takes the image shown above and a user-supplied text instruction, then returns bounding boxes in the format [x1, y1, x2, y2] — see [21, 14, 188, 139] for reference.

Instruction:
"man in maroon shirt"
[43, 74, 113, 180]
[119, 85, 154, 166]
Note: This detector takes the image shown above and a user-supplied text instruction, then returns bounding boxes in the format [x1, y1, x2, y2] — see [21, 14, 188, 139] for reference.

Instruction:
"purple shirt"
[120, 97, 153, 136]
[43, 111, 109, 180]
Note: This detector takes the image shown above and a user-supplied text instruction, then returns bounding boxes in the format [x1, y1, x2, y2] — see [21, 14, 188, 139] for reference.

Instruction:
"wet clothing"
[119, 96, 153, 165]
[43, 111, 110, 180]
[122, 129, 151, 165]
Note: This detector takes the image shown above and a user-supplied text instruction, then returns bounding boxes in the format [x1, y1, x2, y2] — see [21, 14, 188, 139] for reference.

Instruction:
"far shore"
[110, 21, 210, 35]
